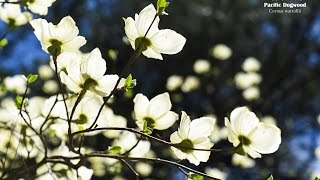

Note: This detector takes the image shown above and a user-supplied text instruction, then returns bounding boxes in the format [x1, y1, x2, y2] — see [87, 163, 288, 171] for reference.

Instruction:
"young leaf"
[267, 175, 274, 180]
[157, 0, 170, 15]
[190, 174, 203, 180]
[15, 95, 23, 108]
[0, 38, 8, 48]
[27, 74, 38, 84]
[107, 146, 122, 154]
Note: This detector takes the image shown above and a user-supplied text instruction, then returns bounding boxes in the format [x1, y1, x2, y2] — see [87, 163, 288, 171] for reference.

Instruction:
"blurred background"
[1, 0, 320, 179]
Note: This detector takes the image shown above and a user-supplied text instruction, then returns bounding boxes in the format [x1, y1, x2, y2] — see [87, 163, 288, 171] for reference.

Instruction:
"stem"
[72, 127, 234, 153]
[85, 152, 221, 180]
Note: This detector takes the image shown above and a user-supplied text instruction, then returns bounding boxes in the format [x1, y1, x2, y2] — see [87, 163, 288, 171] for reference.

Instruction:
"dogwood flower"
[23, 0, 56, 15]
[225, 107, 281, 158]
[170, 111, 215, 165]
[242, 57, 261, 72]
[30, 16, 86, 54]
[60, 48, 119, 97]
[0, 4, 32, 27]
[123, 4, 186, 60]
[133, 92, 178, 131]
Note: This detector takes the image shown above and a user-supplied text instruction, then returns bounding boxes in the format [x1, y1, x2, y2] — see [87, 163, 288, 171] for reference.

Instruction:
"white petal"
[186, 153, 200, 166]
[188, 117, 215, 140]
[81, 48, 106, 80]
[244, 146, 261, 158]
[60, 72, 81, 93]
[61, 36, 86, 52]
[250, 123, 281, 154]
[142, 47, 163, 60]
[30, 18, 51, 45]
[95, 75, 119, 96]
[133, 94, 149, 119]
[147, 92, 171, 119]
[136, 4, 160, 37]
[49, 16, 79, 43]
[225, 117, 240, 147]
[150, 29, 186, 55]
[170, 131, 183, 144]
[123, 17, 139, 42]
[230, 107, 259, 136]
[154, 111, 178, 130]
[178, 111, 191, 139]
[192, 138, 213, 162]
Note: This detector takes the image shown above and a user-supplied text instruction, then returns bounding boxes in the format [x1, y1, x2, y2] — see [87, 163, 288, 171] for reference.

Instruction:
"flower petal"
[95, 75, 119, 96]
[170, 131, 183, 144]
[230, 107, 259, 136]
[81, 48, 106, 80]
[154, 111, 178, 130]
[133, 94, 149, 120]
[178, 111, 191, 139]
[142, 47, 163, 60]
[48, 16, 79, 43]
[188, 117, 215, 140]
[150, 29, 186, 55]
[192, 138, 213, 162]
[136, 4, 159, 37]
[250, 123, 281, 154]
[123, 17, 139, 43]
[147, 92, 171, 119]
[30, 18, 51, 45]
[225, 117, 240, 147]
[61, 36, 86, 52]
[244, 146, 261, 158]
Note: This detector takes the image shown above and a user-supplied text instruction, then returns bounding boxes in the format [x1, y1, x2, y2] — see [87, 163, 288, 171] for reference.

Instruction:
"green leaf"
[314, 177, 320, 180]
[123, 74, 136, 91]
[107, 146, 122, 154]
[190, 174, 203, 180]
[0, 38, 8, 48]
[107, 49, 118, 61]
[267, 175, 274, 180]
[157, 0, 169, 15]
[27, 74, 38, 84]
[15, 95, 23, 108]
[157, 0, 170, 15]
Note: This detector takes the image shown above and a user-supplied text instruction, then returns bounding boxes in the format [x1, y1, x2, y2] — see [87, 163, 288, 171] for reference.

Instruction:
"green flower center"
[177, 139, 194, 154]
[48, 39, 63, 55]
[238, 135, 251, 146]
[74, 114, 88, 124]
[135, 37, 151, 52]
[81, 77, 98, 91]
[144, 117, 156, 128]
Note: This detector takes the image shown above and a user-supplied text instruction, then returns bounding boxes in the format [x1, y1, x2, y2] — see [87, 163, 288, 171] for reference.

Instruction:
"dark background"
[1, 0, 320, 179]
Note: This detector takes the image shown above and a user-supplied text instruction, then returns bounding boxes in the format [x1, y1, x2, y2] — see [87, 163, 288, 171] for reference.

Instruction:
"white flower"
[261, 115, 277, 126]
[181, 76, 200, 92]
[30, 16, 86, 54]
[242, 86, 260, 101]
[232, 154, 255, 168]
[38, 64, 54, 79]
[3, 75, 27, 94]
[234, 72, 262, 90]
[133, 92, 178, 130]
[225, 107, 281, 158]
[193, 59, 211, 74]
[166, 75, 183, 91]
[0, 4, 32, 27]
[170, 111, 215, 165]
[123, 4, 186, 60]
[42, 80, 58, 94]
[24, 0, 56, 15]
[135, 162, 153, 177]
[204, 168, 227, 180]
[60, 48, 119, 97]
[211, 44, 232, 60]
[242, 57, 261, 72]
